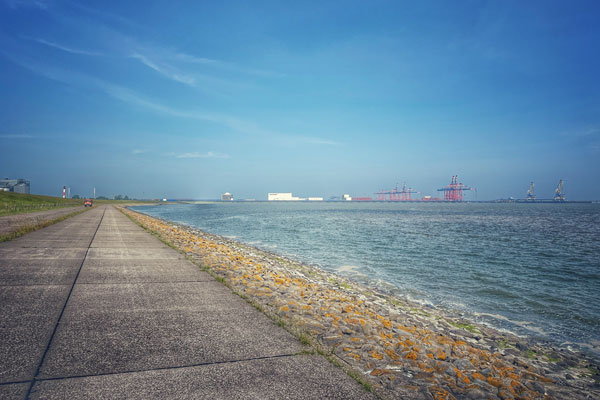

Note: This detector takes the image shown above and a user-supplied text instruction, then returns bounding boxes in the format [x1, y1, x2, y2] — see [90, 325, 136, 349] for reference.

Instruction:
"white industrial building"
[268, 193, 304, 201]
[221, 192, 234, 201]
[267, 193, 324, 201]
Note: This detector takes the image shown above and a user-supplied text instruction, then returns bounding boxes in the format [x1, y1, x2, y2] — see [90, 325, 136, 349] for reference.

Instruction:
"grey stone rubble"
[0, 205, 375, 400]
[123, 207, 600, 400]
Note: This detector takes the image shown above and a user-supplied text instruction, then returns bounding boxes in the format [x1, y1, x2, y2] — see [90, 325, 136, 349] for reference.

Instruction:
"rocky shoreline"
[122, 207, 599, 400]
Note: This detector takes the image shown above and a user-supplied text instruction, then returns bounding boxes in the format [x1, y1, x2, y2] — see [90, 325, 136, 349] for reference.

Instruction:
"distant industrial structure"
[0, 178, 30, 194]
[221, 192, 234, 201]
[268, 193, 323, 201]
[516, 179, 569, 202]
[262, 177, 577, 204]
[437, 175, 476, 201]
[554, 179, 566, 201]
[526, 182, 536, 201]
[368, 178, 473, 202]
[268, 193, 303, 201]
[375, 183, 419, 201]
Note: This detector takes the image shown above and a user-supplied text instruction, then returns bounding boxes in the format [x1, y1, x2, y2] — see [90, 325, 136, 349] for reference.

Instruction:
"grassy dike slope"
[121, 207, 599, 400]
[0, 191, 91, 242]
[0, 191, 84, 216]
[0, 192, 160, 242]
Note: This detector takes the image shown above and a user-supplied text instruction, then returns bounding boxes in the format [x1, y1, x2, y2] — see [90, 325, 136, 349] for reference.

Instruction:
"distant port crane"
[437, 175, 475, 201]
[526, 182, 536, 201]
[554, 179, 566, 201]
[375, 182, 419, 201]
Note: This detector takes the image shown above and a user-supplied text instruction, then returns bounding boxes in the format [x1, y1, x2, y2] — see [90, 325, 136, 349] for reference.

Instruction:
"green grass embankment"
[0, 191, 84, 216]
[0, 208, 89, 242]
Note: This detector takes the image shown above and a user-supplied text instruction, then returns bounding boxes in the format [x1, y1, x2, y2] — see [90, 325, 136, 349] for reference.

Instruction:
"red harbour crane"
[437, 175, 475, 201]
[375, 182, 419, 201]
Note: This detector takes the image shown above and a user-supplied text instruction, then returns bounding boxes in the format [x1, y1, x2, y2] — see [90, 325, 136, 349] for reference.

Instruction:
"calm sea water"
[131, 202, 600, 351]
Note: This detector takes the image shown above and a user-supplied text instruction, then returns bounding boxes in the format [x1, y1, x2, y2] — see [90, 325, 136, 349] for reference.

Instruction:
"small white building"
[343, 194, 352, 201]
[221, 192, 234, 201]
[308, 197, 324, 201]
[268, 193, 306, 201]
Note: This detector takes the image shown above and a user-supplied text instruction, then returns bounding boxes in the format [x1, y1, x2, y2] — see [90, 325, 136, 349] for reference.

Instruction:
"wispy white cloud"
[174, 53, 218, 66]
[104, 85, 268, 135]
[577, 127, 600, 137]
[27, 37, 103, 56]
[131, 53, 195, 86]
[4, 0, 48, 10]
[0, 133, 33, 139]
[175, 151, 230, 159]
[66, 2, 142, 30]
[132, 149, 146, 155]
[175, 52, 284, 78]
[1, 52, 271, 137]
[129, 49, 254, 98]
[560, 126, 600, 140]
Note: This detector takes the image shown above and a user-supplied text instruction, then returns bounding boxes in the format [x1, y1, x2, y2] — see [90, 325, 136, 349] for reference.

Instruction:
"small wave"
[405, 294, 435, 308]
[336, 265, 368, 278]
[473, 312, 548, 336]
[337, 265, 361, 272]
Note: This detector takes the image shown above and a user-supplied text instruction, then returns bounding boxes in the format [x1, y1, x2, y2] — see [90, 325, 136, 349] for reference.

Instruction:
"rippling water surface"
[132, 202, 600, 350]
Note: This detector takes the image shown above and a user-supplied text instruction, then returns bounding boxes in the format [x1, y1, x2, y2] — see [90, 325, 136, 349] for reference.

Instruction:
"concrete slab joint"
[0, 206, 374, 399]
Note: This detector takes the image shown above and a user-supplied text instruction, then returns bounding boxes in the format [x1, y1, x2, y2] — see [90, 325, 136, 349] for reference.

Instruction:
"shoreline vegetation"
[0, 207, 89, 242]
[0, 191, 85, 217]
[121, 207, 599, 400]
[0, 192, 159, 218]
[0, 197, 157, 242]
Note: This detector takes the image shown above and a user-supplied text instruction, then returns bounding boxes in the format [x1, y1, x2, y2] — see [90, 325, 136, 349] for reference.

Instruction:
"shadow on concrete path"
[0, 206, 375, 399]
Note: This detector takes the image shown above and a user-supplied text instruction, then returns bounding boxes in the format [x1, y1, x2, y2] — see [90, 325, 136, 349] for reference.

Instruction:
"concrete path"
[0, 206, 375, 399]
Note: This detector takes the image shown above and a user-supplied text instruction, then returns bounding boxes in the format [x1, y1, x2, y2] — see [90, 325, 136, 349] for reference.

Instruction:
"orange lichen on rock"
[487, 377, 502, 387]
[370, 368, 393, 376]
[431, 387, 453, 400]
[472, 372, 486, 381]
[384, 348, 400, 361]
[120, 208, 596, 400]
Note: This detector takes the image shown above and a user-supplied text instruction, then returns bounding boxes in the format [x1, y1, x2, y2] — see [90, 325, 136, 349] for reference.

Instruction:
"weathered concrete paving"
[0, 206, 374, 399]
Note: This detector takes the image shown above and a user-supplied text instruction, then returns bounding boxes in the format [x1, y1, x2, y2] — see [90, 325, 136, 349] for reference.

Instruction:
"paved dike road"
[0, 206, 374, 399]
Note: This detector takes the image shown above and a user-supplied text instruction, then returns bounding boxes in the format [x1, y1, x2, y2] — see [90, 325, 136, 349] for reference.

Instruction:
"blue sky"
[1, 0, 599, 200]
